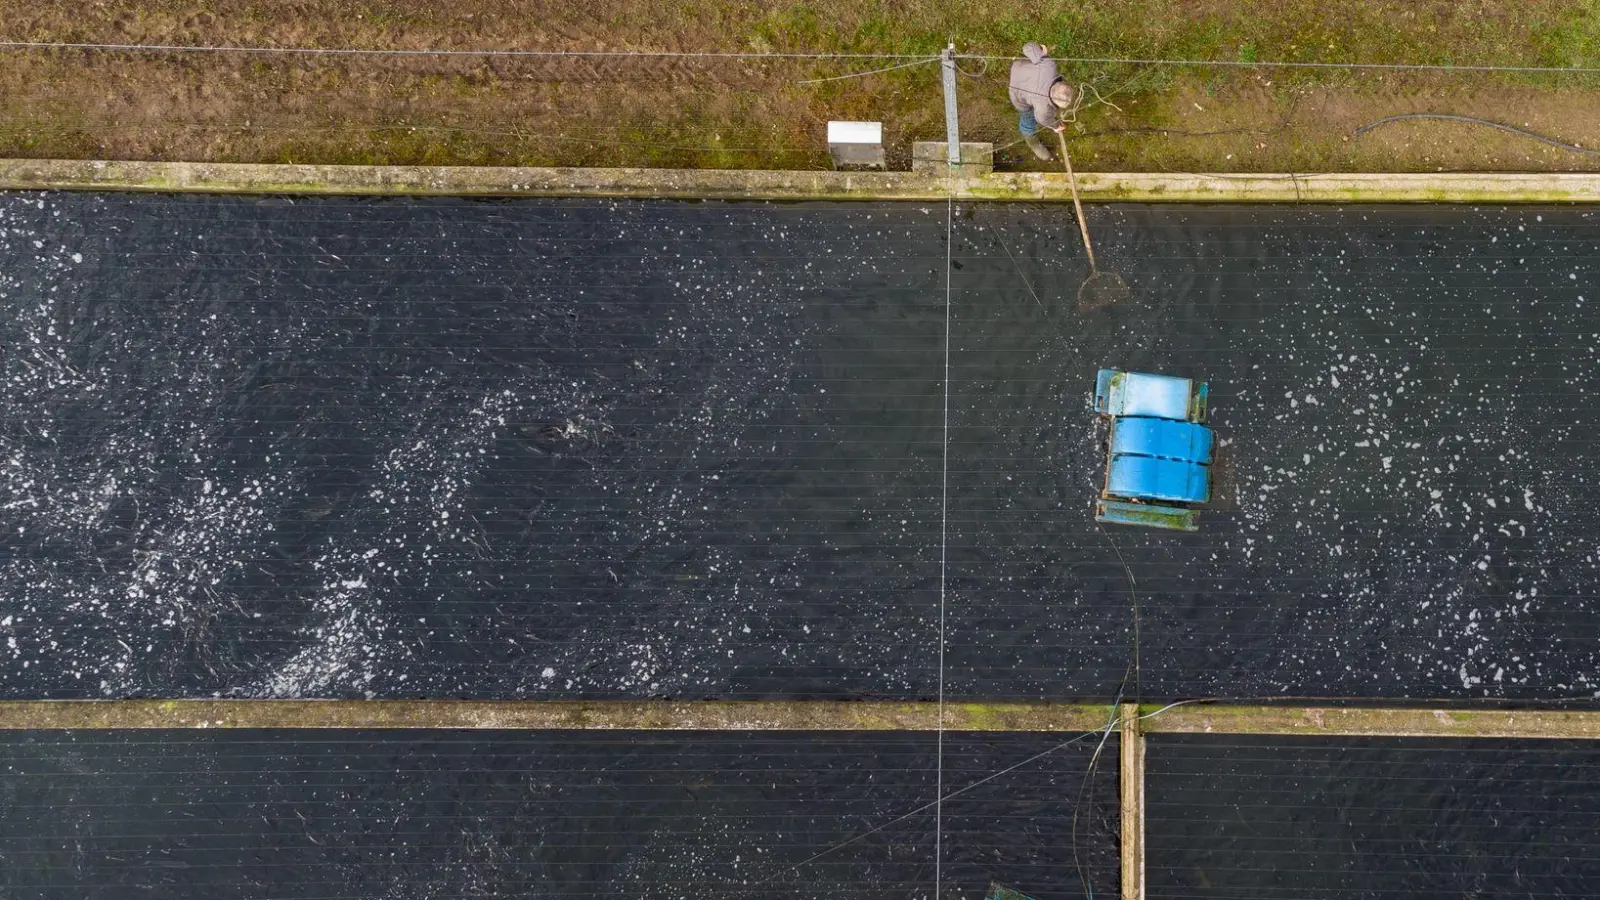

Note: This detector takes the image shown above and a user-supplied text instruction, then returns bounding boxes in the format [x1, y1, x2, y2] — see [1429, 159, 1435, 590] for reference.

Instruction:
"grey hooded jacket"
[1008, 42, 1060, 129]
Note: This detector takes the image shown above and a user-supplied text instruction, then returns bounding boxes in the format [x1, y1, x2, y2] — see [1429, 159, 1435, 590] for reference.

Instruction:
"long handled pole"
[1057, 130, 1098, 272]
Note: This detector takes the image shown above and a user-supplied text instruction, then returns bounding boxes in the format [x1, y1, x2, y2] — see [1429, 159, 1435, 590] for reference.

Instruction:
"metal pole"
[941, 43, 961, 170]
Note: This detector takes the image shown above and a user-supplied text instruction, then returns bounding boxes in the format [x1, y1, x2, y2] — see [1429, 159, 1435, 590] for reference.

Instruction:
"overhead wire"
[955, 53, 1600, 75]
[6, 39, 1600, 75]
[796, 56, 941, 84]
[11, 39, 1600, 170]
[3, 59, 1600, 890]
[0, 41, 932, 60]
[1072, 699, 1124, 900]
[9, 193, 1600, 894]
[12, 52, 1600, 171]
[751, 715, 1146, 887]
[0, 121, 831, 159]
[0, 728, 1115, 895]
[7, 706, 1600, 896]
[933, 138, 957, 900]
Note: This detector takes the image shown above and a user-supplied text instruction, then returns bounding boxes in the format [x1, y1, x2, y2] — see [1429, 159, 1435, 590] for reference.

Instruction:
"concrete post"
[941, 44, 961, 171]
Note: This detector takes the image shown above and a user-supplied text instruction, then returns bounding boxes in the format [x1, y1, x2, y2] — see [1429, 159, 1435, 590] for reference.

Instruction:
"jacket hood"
[1022, 42, 1046, 63]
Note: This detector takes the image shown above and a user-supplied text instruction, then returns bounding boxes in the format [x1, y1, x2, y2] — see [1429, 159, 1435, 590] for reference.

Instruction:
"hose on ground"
[1354, 112, 1600, 157]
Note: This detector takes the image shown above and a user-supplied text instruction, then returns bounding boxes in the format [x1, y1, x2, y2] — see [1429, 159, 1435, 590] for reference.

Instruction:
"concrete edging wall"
[3, 159, 1600, 202]
[4, 700, 1600, 737]
[0, 700, 1116, 732]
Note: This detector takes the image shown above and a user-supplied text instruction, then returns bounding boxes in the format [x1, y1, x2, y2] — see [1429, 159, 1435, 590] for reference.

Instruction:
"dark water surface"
[1147, 734, 1600, 898]
[2, 194, 1598, 700]
[0, 729, 1117, 900]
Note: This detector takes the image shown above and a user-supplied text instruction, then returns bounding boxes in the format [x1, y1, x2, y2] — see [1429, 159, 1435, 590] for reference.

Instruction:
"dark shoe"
[1025, 135, 1052, 161]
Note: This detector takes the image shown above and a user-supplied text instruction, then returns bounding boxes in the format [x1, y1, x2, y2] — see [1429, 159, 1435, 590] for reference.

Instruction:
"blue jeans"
[1018, 107, 1039, 137]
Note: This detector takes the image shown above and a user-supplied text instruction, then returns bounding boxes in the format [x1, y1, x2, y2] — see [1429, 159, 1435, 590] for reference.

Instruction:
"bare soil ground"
[4, 0, 1600, 172]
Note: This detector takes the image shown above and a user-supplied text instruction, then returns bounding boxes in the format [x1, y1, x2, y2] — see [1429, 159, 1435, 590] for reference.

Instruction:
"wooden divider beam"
[1119, 702, 1145, 900]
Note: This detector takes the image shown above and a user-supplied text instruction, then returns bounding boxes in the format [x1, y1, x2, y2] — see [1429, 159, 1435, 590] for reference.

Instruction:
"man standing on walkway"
[1009, 42, 1076, 161]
